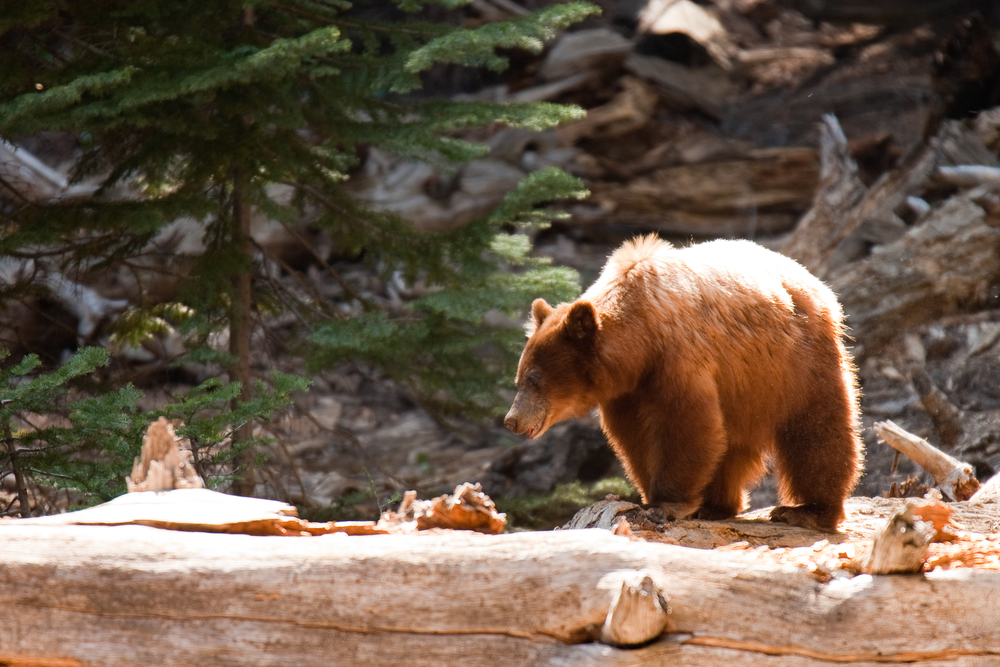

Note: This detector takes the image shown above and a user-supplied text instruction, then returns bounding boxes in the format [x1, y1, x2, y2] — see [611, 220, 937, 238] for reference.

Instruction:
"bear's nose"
[503, 411, 519, 433]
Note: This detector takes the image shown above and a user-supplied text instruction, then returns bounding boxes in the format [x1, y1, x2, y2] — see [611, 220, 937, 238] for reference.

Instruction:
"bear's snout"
[504, 394, 546, 439]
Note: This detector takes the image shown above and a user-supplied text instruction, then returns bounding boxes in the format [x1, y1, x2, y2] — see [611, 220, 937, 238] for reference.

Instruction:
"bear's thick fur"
[504, 235, 862, 532]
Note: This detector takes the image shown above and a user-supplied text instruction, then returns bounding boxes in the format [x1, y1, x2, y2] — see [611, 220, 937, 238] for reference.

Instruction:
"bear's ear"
[565, 301, 598, 342]
[529, 299, 554, 334]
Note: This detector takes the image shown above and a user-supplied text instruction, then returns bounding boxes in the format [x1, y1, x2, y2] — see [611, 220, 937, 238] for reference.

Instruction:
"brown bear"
[504, 235, 862, 532]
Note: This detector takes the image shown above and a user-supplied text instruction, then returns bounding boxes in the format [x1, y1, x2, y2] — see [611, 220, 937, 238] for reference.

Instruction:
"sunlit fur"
[504, 235, 862, 532]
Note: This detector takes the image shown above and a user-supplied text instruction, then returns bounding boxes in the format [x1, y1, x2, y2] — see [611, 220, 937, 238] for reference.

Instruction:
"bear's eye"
[525, 370, 542, 387]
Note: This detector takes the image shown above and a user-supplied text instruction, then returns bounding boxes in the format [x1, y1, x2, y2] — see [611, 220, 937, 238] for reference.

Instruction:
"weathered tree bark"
[907, 366, 966, 450]
[2, 509, 1000, 666]
[780, 114, 866, 275]
[587, 146, 819, 237]
[832, 192, 1000, 357]
[783, 117, 999, 283]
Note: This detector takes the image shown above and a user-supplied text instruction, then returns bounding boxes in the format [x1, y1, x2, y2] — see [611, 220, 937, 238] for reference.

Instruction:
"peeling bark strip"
[2, 525, 1000, 666]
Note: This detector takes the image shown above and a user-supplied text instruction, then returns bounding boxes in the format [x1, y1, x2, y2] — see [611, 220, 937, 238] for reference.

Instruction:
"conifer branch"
[0, 174, 33, 206]
[255, 247, 322, 327]
[261, 378, 409, 491]
[257, 421, 313, 506]
[282, 180, 383, 233]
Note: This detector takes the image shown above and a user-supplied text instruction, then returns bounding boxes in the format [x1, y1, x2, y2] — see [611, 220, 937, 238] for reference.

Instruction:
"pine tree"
[0, 0, 593, 500]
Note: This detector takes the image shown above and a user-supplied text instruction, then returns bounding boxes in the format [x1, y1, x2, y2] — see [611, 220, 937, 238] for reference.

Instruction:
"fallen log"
[782, 115, 937, 279]
[3, 513, 1000, 667]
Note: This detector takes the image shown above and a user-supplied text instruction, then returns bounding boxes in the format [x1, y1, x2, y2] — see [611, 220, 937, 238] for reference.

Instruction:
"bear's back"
[585, 236, 840, 330]
[585, 236, 848, 424]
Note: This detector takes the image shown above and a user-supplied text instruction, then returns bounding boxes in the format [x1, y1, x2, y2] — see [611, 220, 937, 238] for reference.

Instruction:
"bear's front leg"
[601, 369, 728, 516]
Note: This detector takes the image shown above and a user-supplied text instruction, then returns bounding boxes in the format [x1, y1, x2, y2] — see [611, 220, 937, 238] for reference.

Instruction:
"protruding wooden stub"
[866, 504, 933, 575]
[874, 420, 980, 501]
[598, 571, 671, 646]
[126, 417, 204, 492]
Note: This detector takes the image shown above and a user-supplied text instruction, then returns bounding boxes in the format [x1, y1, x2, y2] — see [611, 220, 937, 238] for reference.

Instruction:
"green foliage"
[406, 2, 600, 73]
[0, 0, 594, 506]
[158, 371, 311, 489]
[0, 347, 309, 513]
[308, 167, 585, 418]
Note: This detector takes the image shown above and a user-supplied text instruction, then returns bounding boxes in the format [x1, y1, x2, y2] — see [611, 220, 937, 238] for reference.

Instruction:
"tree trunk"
[229, 170, 256, 496]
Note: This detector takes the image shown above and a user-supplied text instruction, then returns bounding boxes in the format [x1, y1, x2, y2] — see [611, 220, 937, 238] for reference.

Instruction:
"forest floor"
[250, 0, 1000, 527]
[6, 0, 1000, 529]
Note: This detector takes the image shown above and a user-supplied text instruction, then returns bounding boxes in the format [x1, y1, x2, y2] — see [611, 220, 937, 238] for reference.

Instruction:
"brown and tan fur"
[504, 235, 862, 532]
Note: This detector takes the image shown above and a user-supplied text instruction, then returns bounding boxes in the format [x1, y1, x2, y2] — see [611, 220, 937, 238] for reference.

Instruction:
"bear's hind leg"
[771, 384, 860, 532]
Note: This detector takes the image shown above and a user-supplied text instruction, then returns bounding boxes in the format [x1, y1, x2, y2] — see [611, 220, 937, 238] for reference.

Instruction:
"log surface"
[2, 517, 1000, 666]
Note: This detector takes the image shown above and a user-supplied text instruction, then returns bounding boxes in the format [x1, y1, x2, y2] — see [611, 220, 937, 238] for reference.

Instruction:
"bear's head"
[503, 298, 600, 440]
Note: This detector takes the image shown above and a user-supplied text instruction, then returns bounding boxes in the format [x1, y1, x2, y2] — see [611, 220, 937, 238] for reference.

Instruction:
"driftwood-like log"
[0, 140, 99, 203]
[588, 146, 818, 236]
[784, 117, 999, 281]
[3, 520, 1000, 666]
[782, 115, 936, 279]
[625, 53, 731, 119]
[556, 77, 658, 145]
[538, 28, 632, 82]
[16, 487, 383, 536]
[935, 165, 1000, 188]
[874, 420, 981, 501]
[18, 482, 506, 537]
[972, 472, 1000, 503]
[907, 366, 965, 451]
